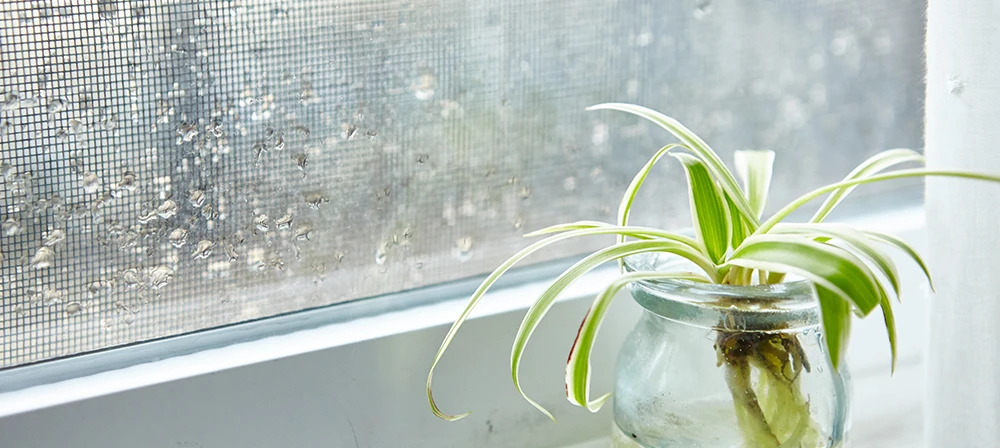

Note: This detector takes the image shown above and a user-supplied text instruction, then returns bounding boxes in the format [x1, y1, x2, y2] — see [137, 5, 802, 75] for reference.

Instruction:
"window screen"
[0, 0, 924, 368]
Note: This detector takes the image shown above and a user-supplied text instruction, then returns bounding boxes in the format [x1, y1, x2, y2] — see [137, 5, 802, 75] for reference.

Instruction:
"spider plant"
[426, 103, 1000, 445]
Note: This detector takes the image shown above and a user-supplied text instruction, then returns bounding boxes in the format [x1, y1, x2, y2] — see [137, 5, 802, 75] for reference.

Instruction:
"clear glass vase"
[612, 254, 851, 448]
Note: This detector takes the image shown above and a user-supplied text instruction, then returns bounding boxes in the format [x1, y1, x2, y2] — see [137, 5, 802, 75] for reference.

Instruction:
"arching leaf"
[511, 240, 718, 419]
[566, 271, 709, 411]
[427, 225, 715, 421]
[811, 149, 924, 223]
[587, 103, 759, 230]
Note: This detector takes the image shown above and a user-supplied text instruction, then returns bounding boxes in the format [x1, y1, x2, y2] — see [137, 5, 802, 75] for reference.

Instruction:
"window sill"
[0, 205, 927, 447]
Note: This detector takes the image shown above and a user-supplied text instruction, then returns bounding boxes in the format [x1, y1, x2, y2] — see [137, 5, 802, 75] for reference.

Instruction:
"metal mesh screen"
[0, 0, 924, 368]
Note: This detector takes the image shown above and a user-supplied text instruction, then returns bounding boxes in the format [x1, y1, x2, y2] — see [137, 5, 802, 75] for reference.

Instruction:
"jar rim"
[622, 253, 820, 332]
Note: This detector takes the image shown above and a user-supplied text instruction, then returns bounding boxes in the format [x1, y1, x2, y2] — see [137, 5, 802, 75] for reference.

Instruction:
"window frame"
[0, 203, 927, 447]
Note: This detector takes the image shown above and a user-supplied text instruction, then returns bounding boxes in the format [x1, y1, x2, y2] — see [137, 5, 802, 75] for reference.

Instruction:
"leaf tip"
[587, 393, 613, 413]
[428, 370, 473, 421]
[428, 396, 472, 422]
[533, 403, 558, 422]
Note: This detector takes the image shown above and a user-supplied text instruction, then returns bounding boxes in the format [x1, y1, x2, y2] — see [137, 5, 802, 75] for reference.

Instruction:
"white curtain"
[926, 1, 1000, 444]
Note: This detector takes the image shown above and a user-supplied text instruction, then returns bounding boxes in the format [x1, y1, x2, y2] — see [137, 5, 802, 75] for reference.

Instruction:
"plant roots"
[716, 331, 821, 448]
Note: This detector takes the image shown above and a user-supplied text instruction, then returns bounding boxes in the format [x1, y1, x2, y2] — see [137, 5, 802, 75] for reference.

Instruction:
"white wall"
[925, 1, 1000, 444]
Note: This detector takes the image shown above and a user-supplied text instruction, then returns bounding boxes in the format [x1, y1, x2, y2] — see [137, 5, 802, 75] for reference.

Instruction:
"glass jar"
[612, 254, 851, 448]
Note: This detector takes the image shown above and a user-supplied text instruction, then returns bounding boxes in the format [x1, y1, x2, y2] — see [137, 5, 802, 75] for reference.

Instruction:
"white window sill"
[0, 205, 927, 447]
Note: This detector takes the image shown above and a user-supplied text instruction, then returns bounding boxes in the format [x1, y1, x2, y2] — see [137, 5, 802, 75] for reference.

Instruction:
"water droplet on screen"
[29, 247, 55, 269]
[254, 213, 270, 232]
[563, 177, 577, 191]
[176, 122, 200, 143]
[294, 225, 312, 241]
[69, 119, 86, 134]
[0, 121, 10, 138]
[232, 229, 246, 246]
[46, 98, 66, 115]
[120, 269, 142, 289]
[454, 236, 473, 262]
[118, 171, 137, 193]
[81, 172, 101, 194]
[19, 95, 38, 109]
[275, 213, 293, 230]
[1, 93, 20, 111]
[42, 289, 63, 306]
[186, 189, 205, 208]
[168, 228, 188, 247]
[3, 218, 21, 236]
[42, 229, 66, 246]
[147, 265, 174, 289]
[304, 192, 328, 209]
[88, 280, 107, 296]
[119, 306, 136, 325]
[13, 305, 26, 316]
[375, 244, 388, 265]
[414, 74, 436, 100]
[137, 210, 158, 224]
[519, 187, 531, 200]
[341, 123, 358, 140]
[65, 302, 83, 315]
[252, 141, 265, 161]
[293, 153, 307, 171]
[210, 118, 224, 138]
[634, 31, 653, 47]
[192, 240, 215, 259]
[365, 130, 377, 140]
[201, 203, 219, 220]
[156, 199, 179, 219]
[225, 244, 239, 262]
[298, 81, 316, 104]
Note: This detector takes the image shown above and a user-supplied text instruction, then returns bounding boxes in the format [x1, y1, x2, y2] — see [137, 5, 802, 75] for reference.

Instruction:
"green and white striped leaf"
[728, 235, 882, 315]
[811, 149, 924, 223]
[757, 169, 1000, 235]
[587, 103, 759, 230]
[671, 153, 731, 264]
[771, 225, 900, 366]
[726, 193, 749, 248]
[524, 221, 700, 250]
[427, 225, 715, 421]
[879, 292, 898, 372]
[814, 284, 853, 369]
[565, 271, 708, 411]
[726, 235, 886, 368]
[511, 240, 719, 419]
[733, 149, 775, 219]
[772, 223, 901, 298]
[864, 230, 935, 292]
[616, 143, 687, 245]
